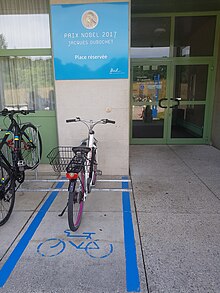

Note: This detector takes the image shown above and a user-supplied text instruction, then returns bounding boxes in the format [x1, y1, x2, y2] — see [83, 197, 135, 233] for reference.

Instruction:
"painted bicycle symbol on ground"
[37, 230, 113, 259]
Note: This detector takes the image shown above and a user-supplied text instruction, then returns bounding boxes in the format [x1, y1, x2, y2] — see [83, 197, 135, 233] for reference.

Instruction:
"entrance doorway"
[131, 61, 213, 144]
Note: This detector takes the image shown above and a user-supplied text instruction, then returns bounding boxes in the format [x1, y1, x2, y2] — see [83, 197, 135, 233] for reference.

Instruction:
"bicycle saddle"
[72, 146, 91, 154]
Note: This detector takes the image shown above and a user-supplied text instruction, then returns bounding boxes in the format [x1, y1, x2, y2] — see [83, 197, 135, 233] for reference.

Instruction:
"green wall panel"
[0, 110, 58, 164]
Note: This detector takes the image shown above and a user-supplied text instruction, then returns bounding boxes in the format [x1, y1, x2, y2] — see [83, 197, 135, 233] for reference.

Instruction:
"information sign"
[51, 2, 129, 80]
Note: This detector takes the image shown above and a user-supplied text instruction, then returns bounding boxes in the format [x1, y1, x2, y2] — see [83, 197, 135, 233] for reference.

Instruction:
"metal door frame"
[130, 58, 215, 145]
[166, 58, 216, 145]
[130, 59, 171, 144]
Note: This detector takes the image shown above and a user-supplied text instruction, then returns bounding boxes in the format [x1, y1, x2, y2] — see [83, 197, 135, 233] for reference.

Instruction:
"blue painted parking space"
[0, 181, 65, 288]
[122, 178, 140, 292]
[0, 176, 144, 293]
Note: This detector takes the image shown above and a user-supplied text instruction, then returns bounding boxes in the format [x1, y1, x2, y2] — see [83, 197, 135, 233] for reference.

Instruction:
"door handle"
[170, 98, 180, 108]
[159, 98, 168, 108]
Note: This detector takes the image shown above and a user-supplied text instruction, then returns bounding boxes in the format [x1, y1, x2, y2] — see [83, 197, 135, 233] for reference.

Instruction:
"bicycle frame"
[66, 117, 115, 196]
[0, 109, 37, 175]
[0, 114, 22, 171]
[82, 124, 98, 195]
[0, 108, 41, 227]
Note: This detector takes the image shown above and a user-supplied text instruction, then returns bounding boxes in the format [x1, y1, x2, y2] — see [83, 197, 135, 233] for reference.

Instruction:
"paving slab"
[170, 145, 220, 199]
[130, 145, 220, 293]
[138, 212, 220, 293]
[0, 212, 33, 261]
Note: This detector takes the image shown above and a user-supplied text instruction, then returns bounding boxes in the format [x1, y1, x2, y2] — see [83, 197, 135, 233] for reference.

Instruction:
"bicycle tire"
[1, 140, 13, 166]
[68, 170, 85, 231]
[92, 150, 98, 186]
[20, 123, 42, 170]
[0, 162, 15, 226]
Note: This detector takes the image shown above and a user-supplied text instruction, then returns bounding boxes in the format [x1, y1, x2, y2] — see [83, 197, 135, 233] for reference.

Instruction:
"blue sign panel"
[51, 3, 129, 80]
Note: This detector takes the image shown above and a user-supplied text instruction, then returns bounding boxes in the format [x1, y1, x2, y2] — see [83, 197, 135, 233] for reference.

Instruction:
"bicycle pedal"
[18, 160, 26, 167]
[18, 160, 26, 171]
[97, 170, 102, 175]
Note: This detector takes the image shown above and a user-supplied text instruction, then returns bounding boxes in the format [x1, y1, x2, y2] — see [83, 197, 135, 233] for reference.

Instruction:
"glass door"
[130, 14, 217, 145]
[131, 62, 212, 144]
[131, 62, 170, 143]
[168, 64, 210, 142]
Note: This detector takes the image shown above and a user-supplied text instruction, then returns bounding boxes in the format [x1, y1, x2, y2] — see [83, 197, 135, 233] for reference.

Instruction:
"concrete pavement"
[130, 145, 220, 293]
[0, 171, 145, 293]
[0, 145, 220, 292]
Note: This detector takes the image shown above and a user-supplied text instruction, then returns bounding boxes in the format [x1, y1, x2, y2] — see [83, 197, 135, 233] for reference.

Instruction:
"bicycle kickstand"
[58, 203, 68, 217]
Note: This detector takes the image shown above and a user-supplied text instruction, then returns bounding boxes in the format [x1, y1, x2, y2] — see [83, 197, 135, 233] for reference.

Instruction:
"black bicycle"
[0, 108, 42, 226]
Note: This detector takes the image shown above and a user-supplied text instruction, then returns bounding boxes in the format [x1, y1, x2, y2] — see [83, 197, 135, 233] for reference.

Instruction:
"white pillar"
[50, 0, 130, 175]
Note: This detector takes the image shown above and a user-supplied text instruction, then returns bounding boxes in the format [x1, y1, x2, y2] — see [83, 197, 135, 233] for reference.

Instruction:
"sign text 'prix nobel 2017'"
[51, 3, 128, 80]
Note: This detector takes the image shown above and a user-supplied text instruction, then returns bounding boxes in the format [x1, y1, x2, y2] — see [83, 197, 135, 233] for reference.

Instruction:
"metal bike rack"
[18, 178, 132, 192]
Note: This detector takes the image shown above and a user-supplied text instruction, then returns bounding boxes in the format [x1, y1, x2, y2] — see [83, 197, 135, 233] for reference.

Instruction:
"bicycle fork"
[13, 128, 26, 172]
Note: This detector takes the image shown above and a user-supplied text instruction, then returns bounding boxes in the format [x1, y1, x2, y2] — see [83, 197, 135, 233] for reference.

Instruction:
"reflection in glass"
[130, 47, 169, 58]
[131, 17, 171, 58]
[0, 56, 55, 111]
[174, 16, 216, 57]
[0, 0, 50, 49]
[132, 105, 165, 138]
[171, 105, 205, 138]
[175, 65, 208, 101]
[132, 65, 167, 103]
[132, 65, 167, 139]
[0, 14, 51, 49]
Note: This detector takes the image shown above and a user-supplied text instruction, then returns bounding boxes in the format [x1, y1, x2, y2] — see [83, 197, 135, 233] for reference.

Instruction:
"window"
[174, 16, 216, 57]
[131, 17, 171, 58]
[0, 56, 55, 110]
[175, 65, 208, 101]
[0, 0, 54, 110]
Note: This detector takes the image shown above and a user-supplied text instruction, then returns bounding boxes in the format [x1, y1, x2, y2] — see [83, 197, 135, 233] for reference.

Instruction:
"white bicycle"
[49, 117, 115, 231]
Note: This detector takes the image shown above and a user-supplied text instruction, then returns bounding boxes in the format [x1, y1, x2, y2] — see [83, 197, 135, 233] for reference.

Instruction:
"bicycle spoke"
[21, 124, 42, 170]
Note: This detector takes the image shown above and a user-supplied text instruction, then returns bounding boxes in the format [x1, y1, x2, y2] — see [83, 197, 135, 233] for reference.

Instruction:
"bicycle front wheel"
[68, 171, 85, 231]
[21, 123, 42, 170]
[0, 162, 15, 226]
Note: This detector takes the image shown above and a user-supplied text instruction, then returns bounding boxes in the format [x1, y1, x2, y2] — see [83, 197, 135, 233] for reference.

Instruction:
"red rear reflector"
[66, 173, 78, 179]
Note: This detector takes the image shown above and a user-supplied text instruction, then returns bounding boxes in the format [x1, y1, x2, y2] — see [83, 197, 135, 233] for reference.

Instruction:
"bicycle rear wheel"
[92, 155, 98, 186]
[92, 149, 98, 185]
[68, 171, 85, 231]
[0, 162, 15, 226]
[1, 141, 13, 166]
[21, 123, 42, 170]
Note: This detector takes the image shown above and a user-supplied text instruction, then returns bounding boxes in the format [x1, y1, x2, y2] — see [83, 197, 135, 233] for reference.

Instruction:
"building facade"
[0, 0, 220, 174]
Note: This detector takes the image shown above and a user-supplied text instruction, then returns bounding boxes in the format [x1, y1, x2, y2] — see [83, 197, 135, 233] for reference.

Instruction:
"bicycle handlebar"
[66, 117, 116, 125]
[0, 108, 35, 116]
[66, 118, 78, 123]
[102, 119, 115, 124]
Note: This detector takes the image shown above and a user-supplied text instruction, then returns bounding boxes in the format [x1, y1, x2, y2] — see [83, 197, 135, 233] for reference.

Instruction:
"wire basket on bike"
[47, 146, 74, 173]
